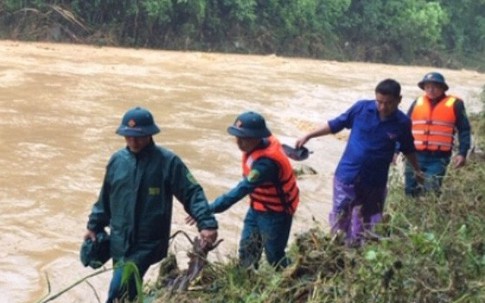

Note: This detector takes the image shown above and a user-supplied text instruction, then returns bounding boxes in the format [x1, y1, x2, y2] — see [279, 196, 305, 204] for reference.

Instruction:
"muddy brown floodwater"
[0, 40, 483, 303]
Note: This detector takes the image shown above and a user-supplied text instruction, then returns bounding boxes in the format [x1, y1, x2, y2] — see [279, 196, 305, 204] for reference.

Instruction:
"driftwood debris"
[159, 230, 223, 293]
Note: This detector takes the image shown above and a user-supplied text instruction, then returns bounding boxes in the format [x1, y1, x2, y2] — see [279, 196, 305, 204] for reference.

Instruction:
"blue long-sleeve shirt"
[210, 140, 279, 213]
[329, 100, 416, 187]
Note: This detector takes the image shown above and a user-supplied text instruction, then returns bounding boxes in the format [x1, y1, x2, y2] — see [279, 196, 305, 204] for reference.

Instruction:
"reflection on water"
[0, 41, 483, 302]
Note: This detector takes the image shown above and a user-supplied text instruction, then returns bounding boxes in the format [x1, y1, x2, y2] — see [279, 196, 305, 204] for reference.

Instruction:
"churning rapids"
[0, 40, 483, 303]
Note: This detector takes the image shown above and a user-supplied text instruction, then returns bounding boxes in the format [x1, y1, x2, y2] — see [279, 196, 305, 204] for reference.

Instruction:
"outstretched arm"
[295, 122, 332, 148]
[210, 158, 278, 213]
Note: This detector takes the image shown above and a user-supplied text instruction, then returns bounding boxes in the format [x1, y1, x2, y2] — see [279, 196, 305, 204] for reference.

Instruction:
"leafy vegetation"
[146, 173, 485, 302]
[1, 0, 484, 70]
[136, 88, 485, 302]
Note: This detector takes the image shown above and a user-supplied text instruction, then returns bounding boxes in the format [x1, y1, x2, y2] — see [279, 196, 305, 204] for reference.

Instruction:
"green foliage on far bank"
[1, 0, 484, 71]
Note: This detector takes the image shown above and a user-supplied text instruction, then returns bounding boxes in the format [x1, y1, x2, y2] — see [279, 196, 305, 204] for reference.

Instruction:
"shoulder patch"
[247, 169, 260, 183]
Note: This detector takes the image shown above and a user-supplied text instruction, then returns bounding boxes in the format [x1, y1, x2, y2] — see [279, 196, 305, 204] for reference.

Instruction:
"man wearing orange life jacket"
[209, 111, 299, 269]
[404, 72, 471, 196]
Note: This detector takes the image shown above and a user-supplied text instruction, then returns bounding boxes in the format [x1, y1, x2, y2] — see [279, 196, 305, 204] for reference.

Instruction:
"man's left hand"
[199, 229, 218, 249]
[453, 155, 466, 168]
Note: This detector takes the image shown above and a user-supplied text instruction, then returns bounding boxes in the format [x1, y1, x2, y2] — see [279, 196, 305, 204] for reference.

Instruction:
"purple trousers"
[329, 177, 387, 246]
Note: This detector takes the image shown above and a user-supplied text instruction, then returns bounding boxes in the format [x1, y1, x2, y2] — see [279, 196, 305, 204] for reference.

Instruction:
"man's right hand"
[295, 136, 309, 149]
[84, 229, 96, 241]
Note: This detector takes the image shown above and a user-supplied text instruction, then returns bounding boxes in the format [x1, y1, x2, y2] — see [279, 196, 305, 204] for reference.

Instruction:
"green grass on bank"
[147, 160, 485, 303]
[144, 87, 485, 303]
[37, 88, 485, 303]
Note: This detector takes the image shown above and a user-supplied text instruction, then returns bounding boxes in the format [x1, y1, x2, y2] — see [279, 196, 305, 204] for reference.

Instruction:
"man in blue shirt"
[296, 79, 423, 246]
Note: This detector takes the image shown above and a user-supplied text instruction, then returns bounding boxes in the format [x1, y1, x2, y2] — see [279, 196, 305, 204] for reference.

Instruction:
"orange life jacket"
[242, 136, 300, 214]
[411, 95, 457, 152]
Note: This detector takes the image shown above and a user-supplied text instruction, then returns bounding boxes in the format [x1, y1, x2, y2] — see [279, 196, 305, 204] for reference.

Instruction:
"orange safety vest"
[242, 136, 300, 214]
[410, 95, 457, 152]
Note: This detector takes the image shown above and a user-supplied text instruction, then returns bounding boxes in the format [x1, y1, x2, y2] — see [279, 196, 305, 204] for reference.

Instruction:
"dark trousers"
[239, 208, 293, 269]
[106, 260, 150, 303]
[405, 152, 450, 196]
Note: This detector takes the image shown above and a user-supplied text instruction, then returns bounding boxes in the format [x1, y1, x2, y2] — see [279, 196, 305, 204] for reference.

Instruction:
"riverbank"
[2, 40, 484, 303]
[148, 100, 485, 302]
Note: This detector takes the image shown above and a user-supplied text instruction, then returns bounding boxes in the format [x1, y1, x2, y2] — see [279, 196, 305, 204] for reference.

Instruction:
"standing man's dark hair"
[375, 78, 401, 97]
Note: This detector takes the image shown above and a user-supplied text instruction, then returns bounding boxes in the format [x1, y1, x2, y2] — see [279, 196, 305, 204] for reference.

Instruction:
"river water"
[0, 40, 483, 303]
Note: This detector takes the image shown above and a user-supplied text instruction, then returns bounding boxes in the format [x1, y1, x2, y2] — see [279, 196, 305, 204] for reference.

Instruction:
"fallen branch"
[35, 267, 112, 303]
[166, 230, 223, 293]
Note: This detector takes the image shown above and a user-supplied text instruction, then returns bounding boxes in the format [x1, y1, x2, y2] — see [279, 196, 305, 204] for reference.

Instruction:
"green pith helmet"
[227, 111, 272, 139]
[418, 72, 449, 91]
[116, 107, 160, 137]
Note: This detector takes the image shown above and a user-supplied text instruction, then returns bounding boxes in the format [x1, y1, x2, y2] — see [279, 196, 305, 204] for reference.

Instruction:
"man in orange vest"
[405, 72, 471, 196]
[201, 111, 300, 269]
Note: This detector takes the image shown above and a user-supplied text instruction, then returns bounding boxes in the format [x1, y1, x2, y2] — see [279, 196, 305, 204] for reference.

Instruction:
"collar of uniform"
[259, 138, 270, 149]
[430, 94, 447, 104]
[246, 138, 269, 155]
[126, 140, 156, 158]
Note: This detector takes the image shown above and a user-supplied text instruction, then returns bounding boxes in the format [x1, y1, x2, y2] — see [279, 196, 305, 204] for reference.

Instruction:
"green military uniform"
[87, 141, 217, 266]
